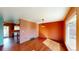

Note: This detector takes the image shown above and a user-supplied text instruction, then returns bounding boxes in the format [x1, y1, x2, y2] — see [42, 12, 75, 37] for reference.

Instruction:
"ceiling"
[0, 7, 69, 24]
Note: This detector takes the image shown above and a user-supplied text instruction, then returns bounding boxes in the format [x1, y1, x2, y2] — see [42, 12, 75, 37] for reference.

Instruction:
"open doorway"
[14, 25, 20, 43]
[3, 22, 20, 51]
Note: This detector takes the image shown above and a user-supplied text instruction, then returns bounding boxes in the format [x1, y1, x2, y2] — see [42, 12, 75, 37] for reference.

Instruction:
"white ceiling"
[0, 7, 69, 24]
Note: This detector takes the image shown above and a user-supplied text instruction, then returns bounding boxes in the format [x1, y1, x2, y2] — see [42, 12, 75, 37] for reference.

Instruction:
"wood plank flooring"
[0, 37, 68, 51]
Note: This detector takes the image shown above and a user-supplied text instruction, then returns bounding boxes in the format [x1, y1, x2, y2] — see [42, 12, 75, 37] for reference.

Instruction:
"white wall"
[20, 19, 39, 43]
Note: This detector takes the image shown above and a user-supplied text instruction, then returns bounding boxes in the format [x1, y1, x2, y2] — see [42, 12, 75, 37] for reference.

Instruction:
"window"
[4, 26, 9, 37]
[14, 26, 20, 30]
[66, 15, 76, 51]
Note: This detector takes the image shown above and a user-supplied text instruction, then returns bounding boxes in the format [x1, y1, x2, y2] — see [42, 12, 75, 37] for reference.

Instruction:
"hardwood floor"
[0, 37, 68, 51]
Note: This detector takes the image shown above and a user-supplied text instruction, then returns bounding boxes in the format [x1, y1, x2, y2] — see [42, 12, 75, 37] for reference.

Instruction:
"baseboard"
[0, 45, 3, 50]
[0, 45, 3, 47]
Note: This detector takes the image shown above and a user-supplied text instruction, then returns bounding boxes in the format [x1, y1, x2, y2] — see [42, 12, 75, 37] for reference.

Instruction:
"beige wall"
[20, 19, 39, 43]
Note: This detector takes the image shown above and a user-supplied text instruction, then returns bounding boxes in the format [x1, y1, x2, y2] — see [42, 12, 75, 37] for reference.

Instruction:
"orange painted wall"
[77, 8, 79, 51]
[20, 19, 38, 43]
[39, 21, 64, 42]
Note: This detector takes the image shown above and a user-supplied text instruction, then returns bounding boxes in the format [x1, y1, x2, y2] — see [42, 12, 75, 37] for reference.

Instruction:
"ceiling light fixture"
[41, 18, 44, 22]
[41, 25, 45, 27]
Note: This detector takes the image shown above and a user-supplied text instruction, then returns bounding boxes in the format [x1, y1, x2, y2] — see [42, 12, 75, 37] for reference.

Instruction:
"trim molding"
[0, 45, 3, 47]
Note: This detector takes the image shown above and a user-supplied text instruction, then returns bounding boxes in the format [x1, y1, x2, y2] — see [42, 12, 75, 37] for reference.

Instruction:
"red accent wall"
[39, 21, 64, 42]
